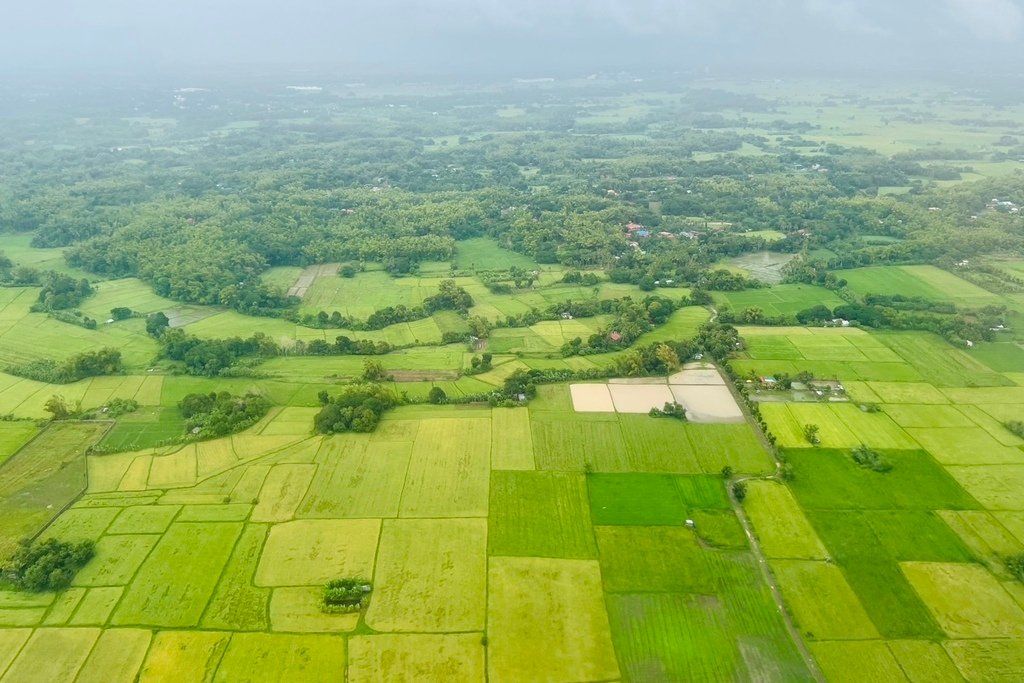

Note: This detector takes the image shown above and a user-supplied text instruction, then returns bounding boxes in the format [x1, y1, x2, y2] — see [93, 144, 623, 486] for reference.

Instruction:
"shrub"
[802, 423, 820, 446]
[314, 384, 400, 434]
[1007, 554, 1024, 582]
[179, 391, 271, 439]
[427, 387, 448, 405]
[322, 578, 372, 613]
[851, 445, 893, 473]
[731, 481, 747, 502]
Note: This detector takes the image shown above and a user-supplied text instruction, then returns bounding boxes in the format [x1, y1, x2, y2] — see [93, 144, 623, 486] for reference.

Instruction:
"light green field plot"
[901, 562, 1024, 638]
[0, 421, 108, 556]
[213, 633, 346, 683]
[107, 504, 180, 534]
[40, 506, 119, 543]
[946, 465, 1024, 510]
[367, 518, 487, 632]
[489, 471, 595, 558]
[939, 511, 1023, 575]
[744, 481, 829, 559]
[0, 422, 38, 466]
[718, 284, 845, 317]
[299, 441, 409, 518]
[680, 423, 770, 475]
[112, 522, 242, 627]
[185, 309, 445, 346]
[73, 534, 159, 587]
[77, 278, 181, 319]
[943, 639, 1024, 683]
[787, 448, 979, 511]
[887, 639, 965, 683]
[840, 265, 999, 304]
[255, 518, 380, 587]
[0, 234, 96, 278]
[74, 628, 152, 683]
[0, 627, 100, 683]
[202, 524, 270, 631]
[348, 633, 485, 683]
[43, 589, 85, 625]
[399, 418, 490, 517]
[632, 306, 710, 345]
[268, 585, 359, 633]
[944, 385, 1024, 404]
[618, 415, 701, 473]
[490, 408, 534, 469]
[866, 381, 949, 404]
[907, 427, 1024, 465]
[251, 464, 315, 522]
[883, 404, 976, 428]
[259, 345, 467, 382]
[0, 314, 158, 372]
[878, 332, 1011, 387]
[957, 404, 1024, 446]
[454, 237, 541, 271]
[68, 586, 123, 625]
[487, 556, 620, 683]
[137, 630, 231, 683]
[810, 641, 908, 683]
[772, 560, 879, 640]
[531, 414, 630, 472]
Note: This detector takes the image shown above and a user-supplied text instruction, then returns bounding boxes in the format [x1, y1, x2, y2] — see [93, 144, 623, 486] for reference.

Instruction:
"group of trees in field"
[179, 391, 271, 438]
[2, 538, 95, 592]
[31, 273, 93, 311]
[9, 347, 122, 384]
[314, 384, 401, 433]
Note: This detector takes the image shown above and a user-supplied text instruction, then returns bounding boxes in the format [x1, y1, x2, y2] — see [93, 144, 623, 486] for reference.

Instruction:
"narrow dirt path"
[728, 476, 825, 682]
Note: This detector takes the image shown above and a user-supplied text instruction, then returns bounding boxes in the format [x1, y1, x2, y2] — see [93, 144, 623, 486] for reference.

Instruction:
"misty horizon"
[2, 0, 1024, 80]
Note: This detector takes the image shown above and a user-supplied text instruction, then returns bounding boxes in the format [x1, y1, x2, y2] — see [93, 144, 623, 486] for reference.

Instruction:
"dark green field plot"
[597, 526, 734, 593]
[489, 471, 596, 559]
[589, 474, 685, 526]
[785, 448, 980, 510]
[805, 509, 971, 638]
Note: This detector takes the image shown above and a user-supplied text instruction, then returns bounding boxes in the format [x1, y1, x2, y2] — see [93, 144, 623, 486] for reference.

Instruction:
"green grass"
[877, 331, 1012, 387]
[786, 448, 980, 510]
[743, 481, 829, 560]
[839, 265, 1000, 306]
[111, 521, 243, 627]
[588, 474, 688, 525]
[717, 284, 845, 317]
[0, 421, 39, 465]
[99, 407, 185, 451]
[454, 237, 541, 271]
[488, 471, 596, 559]
[0, 421, 108, 556]
[597, 526, 726, 593]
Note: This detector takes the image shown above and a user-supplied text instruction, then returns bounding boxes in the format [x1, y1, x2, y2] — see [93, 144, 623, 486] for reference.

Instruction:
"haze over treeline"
[2, 0, 1023, 79]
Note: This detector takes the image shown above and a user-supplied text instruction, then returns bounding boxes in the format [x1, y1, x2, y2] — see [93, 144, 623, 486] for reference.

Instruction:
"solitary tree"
[803, 423, 821, 446]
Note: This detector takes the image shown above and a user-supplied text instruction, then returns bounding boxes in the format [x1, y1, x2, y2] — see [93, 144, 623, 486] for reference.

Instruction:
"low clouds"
[1, 0, 1021, 74]
[946, 0, 1024, 42]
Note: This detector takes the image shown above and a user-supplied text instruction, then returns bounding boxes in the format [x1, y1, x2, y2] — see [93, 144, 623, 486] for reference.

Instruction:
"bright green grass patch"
[772, 560, 879, 640]
[0, 627, 101, 683]
[40, 506, 119, 544]
[588, 474, 687, 526]
[99, 407, 185, 451]
[202, 524, 270, 631]
[907, 427, 1024, 465]
[0, 421, 39, 465]
[106, 504, 180, 534]
[398, 417, 490, 517]
[883, 404, 976, 428]
[618, 415, 702, 473]
[866, 382, 949, 404]
[607, 590, 812, 683]
[901, 561, 1024, 638]
[946, 464, 1024, 510]
[596, 526, 733, 593]
[717, 284, 845, 317]
[213, 633, 346, 682]
[73, 534, 160, 587]
[454, 237, 540, 271]
[0, 421, 108, 557]
[839, 265, 999, 305]
[971, 341, 1024, 373]
[631, 306, 710, 346]
[887, 640, 965, 683]
[810, 641, 908, 683]
[111, 521, 243, 627]
[74, 627, 151, 683]
[299, 438, 409, 518]
[532, 415, 630, 472]
[943, 639, 1024, 683]
[489, 470, 596, 559]
[490, 408, 534, 470]
[878, 331, 1011, 388]
[743, 481, 829, 560]
[786, 448, 980, 510]
[685, 423, 774, 474]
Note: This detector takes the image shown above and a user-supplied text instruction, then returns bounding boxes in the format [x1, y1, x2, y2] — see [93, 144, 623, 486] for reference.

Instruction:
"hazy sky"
[3, 0, 1023, 76]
